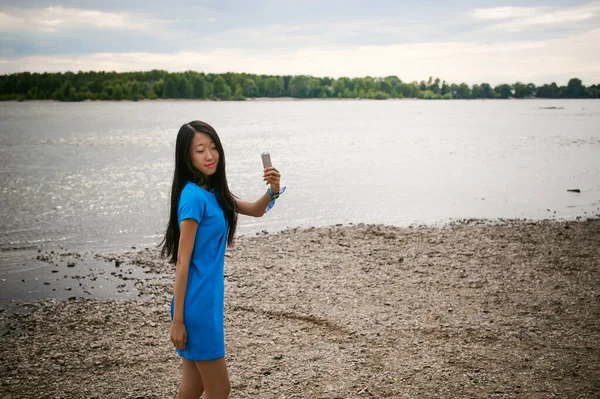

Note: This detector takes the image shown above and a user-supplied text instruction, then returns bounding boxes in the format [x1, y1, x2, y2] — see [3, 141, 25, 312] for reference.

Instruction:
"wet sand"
[1, 219, 599, 398]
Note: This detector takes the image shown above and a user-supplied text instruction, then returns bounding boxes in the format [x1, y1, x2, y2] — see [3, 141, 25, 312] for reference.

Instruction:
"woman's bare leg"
[194, 357, 231, 399]
[177, 358, 205, 399]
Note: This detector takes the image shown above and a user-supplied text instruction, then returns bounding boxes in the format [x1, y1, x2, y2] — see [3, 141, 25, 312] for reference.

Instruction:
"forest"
[0, 70, 597, 101]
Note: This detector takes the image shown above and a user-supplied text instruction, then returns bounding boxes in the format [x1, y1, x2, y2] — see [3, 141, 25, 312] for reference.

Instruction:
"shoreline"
[2, 216, 598, 308]
[1, 219, 599, 398]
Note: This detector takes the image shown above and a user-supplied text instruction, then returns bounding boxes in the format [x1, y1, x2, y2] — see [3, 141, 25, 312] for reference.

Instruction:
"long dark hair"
[160, 120, 238, 264]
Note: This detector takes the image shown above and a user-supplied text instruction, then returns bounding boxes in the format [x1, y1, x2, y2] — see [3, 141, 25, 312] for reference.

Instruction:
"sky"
[0, 0, 599, 85]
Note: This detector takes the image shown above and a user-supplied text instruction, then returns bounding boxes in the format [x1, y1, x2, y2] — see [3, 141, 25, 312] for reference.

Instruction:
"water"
[1, 99, 599, 274]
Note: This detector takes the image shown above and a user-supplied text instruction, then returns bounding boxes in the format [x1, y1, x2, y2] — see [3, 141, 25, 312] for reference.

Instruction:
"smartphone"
[261, 152, 272, 169]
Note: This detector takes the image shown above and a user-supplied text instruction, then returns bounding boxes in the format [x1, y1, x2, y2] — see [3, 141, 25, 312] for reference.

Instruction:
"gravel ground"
[1, 219, 599, 399]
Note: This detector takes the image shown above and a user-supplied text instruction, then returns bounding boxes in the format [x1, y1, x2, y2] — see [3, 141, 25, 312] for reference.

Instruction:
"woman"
[160, 120, 283, 399]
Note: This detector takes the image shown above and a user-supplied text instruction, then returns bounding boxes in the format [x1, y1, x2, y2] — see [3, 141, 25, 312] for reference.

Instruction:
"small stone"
[67, 262, 75, 267]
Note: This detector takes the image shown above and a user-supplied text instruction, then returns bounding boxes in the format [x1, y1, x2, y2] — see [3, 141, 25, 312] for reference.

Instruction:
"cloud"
[0, 6, 165, 33]
[2, 28, 598, 86]
[471, 2, 600, 32]
[471, 6, 544, 20]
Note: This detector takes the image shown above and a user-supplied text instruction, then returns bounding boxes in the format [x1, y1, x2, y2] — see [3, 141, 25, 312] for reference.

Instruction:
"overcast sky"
[1, 0, 599, 85]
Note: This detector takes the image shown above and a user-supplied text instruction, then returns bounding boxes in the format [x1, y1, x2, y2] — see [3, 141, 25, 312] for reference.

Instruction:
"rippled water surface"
[1, 99, 599, 273]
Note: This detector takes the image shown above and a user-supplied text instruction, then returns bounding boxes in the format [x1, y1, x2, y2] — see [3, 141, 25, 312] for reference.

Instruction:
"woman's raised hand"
[263, 167, 281, 194]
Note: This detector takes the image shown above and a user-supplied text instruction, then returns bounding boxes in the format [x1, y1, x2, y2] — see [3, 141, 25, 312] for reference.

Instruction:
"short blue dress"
[170, 182, 229, 360]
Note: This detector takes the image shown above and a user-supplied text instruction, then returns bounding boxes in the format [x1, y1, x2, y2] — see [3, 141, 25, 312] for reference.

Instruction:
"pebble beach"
[1, 219, 599, 398]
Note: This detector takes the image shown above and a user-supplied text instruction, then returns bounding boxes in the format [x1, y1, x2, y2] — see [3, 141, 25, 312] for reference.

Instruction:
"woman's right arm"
[170, 218, 198, 351]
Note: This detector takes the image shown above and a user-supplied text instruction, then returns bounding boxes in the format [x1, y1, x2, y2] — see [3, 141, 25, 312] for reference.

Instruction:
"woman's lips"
[205, 162, 216, 169]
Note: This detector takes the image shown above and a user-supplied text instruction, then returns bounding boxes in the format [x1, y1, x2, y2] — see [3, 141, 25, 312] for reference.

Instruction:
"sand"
[1, 219, 599, 398]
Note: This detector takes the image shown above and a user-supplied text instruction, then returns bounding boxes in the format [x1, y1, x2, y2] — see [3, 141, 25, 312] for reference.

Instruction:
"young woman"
[160, 120, 283, 399]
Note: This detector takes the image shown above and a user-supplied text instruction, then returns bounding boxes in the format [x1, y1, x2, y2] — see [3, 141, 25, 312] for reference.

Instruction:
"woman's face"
[190, 132, 219, 176]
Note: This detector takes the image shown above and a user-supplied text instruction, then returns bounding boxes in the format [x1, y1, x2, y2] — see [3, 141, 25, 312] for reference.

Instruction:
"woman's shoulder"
[180, 182, 208, 201]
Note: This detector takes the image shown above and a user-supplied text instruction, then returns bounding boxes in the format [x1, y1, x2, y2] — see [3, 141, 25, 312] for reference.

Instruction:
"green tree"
[176, 75, 193, 98]
[163, 77, 178, 98]
[213, 76, 231, 99]
[565, 78, 584, 98]
[289, 76, 312, 98]
[441, 81, 449, 96]
[431, 78, 441, 94]
[233, 84, 245, 100]
[513, 82, 529, 98]
[127, 81, 142, 100]
[480, 83, 494, 98]
[264, 76, 284, 97]
[192, 76, 207, 99]
[242, 78, 257, 98]
[333, 78, 346, 97]
[152, 79, 164, 98]
[112, 83, 124, 100]
[450, 83, 471, 99]
[494, 84, 513, 99]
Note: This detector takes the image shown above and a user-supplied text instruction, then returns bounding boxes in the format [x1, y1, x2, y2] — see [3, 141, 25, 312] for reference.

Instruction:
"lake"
[1, 99, 599, 274]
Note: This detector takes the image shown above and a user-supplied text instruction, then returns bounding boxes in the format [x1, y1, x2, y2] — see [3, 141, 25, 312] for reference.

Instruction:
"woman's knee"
[179, 358, 204, 398]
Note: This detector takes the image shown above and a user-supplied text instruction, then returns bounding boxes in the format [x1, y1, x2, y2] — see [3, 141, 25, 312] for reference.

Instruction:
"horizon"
[1, 1, 599, 86]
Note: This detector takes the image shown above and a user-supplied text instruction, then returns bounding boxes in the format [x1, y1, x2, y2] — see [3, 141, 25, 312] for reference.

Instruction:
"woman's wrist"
[267, 186, 281, 200]
[265, 186, 286, 213]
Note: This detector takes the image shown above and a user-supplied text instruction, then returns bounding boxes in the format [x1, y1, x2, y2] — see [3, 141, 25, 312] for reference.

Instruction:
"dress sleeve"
[178, 185, 206, 224]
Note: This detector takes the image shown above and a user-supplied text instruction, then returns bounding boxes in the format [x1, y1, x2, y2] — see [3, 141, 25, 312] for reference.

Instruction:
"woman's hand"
[170, 320, 187, 351]
[263, 167, 281, 194]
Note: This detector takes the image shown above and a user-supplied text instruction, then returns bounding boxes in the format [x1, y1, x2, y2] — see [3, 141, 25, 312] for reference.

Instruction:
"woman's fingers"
[263, 170, 281, 181]
[170, 333, 186, 350]
[263, 167, 282, 188]
[263, 171, 281, 177]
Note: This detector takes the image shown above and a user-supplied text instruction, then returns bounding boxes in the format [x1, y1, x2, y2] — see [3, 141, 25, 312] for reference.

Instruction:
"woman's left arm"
[236, 167, 281, 217]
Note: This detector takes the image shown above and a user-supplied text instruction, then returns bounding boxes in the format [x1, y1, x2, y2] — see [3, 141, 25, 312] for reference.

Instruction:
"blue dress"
[170, 182, 229, 360]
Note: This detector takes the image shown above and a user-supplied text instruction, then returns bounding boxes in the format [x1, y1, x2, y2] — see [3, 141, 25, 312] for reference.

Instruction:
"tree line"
[0, 70, 598, 101]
